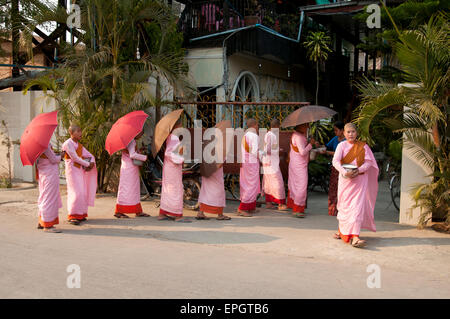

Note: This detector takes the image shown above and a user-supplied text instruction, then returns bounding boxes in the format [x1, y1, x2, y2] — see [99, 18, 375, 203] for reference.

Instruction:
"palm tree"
[303, 31, 332, 105]
[354, 12, 449, 226]
[23, 0, 191, 191]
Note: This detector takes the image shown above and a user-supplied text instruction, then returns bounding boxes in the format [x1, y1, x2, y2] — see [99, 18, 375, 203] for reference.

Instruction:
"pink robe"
[287, 132, 312, 212]
[37, 144, 62, 228]
[333, 141, 378, 241]
[239, 131, 260, 211]
[62, 138, 97, 220]
[160, 134, 184, 217]
[262, 130, 286, 204]
[198, 166, 226, 213]
[116, 139, 147, 214]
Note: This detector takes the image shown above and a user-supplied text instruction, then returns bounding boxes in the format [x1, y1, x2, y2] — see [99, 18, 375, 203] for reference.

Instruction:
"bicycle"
[386, 159, 401, 212]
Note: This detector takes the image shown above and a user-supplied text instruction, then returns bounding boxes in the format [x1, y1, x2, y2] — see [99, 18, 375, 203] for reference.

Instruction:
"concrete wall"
[185, 47, 224, 87]
[0, 91, 57, 182]
[399, 143, 433, 225]
[398, 90, 433, 226]
[184, 47, 307, 102]
[227, 53, 306, 101]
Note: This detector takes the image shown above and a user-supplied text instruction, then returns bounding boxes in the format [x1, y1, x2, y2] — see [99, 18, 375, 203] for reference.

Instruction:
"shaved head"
[270, 118, 280, 128]
[344, 122, 357, 131]
[246, 118, 258, 129]
[68, 124, 81, 135]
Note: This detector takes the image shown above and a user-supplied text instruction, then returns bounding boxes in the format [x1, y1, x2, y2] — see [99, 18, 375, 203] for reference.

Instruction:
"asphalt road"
[0, 181, 449, 298]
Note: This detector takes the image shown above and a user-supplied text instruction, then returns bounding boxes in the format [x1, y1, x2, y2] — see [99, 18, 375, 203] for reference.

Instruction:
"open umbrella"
[20, 110, 58, 166]
[281, 105, 337, 128]
[105, 110, 149, 155]
[151, 109, 184, 158]
[200, 120, 232, 177]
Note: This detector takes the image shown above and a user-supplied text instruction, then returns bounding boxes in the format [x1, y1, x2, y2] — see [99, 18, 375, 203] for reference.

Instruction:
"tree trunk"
[315, 61, 319, 105]
[11, 0, 20, 90]
[155, 76, 161, 122]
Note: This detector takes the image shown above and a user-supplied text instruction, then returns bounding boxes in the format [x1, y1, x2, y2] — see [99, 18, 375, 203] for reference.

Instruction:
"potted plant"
[244, 0, 260, 25]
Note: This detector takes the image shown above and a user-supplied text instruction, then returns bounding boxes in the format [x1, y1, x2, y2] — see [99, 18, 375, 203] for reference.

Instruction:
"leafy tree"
[355, 0, 450, 82]
[355, 12, 449, 225]
[303, 31, 332, 105]
[24, 0, 191, 192]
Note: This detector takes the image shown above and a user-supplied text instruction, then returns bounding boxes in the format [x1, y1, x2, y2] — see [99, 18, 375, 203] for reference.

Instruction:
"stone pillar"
[399, 84, 433, 225]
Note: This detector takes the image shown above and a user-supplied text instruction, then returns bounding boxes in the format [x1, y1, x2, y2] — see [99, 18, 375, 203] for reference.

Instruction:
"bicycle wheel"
[183, 177, 200, 210]
[390, 174, 401, 211]
[224, 173, 239, 199]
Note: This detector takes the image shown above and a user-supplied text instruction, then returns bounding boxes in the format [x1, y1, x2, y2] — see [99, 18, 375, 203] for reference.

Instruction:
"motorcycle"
[140, 143, 201, 210]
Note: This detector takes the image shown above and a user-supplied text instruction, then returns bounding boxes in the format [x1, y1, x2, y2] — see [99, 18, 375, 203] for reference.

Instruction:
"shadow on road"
[60, 227, 280, 244]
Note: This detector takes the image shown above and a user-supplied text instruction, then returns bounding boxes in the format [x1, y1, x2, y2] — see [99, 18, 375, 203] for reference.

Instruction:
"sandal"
[333, 233, 341, 239]
[37, 223, 44, 229]
[216, 215, 231, 220]
[237, 210, 253, 217]
[294, 212, 305, 218]
[136, 213, 150, 217]
[351, 238, 366, 248]
[114, 213, 129, 219]
[68, 219, 81, 225]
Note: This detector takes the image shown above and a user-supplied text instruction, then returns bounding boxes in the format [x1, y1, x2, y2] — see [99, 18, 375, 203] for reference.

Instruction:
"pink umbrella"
[20, 111, 58, 166]
[105, 110, 149, 155]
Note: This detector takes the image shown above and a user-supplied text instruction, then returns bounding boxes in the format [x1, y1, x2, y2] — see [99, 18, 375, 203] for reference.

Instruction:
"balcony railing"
[178, 0, 297, 40]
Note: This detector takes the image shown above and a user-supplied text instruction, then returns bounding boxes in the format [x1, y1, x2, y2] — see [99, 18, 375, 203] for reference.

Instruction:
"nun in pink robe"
[62, 138, 97, 221]
[262, 129, 286, 207]
[287, 128, 312, 216]
[159, 133, 185, 219]
[36, 143, 62, 229]
[197, 165, 230, 220]
[238, 128, 261, 214]
[115, 139, 148, 217]
[332, 140, 378, 245]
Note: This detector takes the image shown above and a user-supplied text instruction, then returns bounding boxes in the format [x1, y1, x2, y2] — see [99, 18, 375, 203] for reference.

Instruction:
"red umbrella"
[105, 110, 149, 155]
[20, 111, 58, 166]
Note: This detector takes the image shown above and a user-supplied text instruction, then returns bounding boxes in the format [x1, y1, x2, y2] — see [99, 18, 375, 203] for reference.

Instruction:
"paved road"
[0, 181, 449, 298]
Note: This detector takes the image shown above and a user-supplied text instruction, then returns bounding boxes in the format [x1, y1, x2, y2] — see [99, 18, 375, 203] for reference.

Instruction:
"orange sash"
[64, 142, 84, 168]
[242, 136, 250, 153]
[290, 137, 299, 153]
[341, 141, 366, 167]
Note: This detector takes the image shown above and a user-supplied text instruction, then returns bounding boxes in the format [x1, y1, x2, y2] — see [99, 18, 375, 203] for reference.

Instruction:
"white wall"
[398, 89, 433, 226]
[0, 91, 57, 182]
[184, 47, 307, 102]
[399, 143, 432, 225]
[227, 53, 306, 101]
[185, 47, 224, 87]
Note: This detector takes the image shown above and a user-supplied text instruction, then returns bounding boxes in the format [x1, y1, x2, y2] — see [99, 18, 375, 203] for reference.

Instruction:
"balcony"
[177, 0, 302, 41]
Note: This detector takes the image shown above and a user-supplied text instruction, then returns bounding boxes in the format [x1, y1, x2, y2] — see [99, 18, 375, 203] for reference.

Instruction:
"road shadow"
[69, 212, 416, 234]
[60, 227, 279, 245]
[363, 236, 450, 251]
